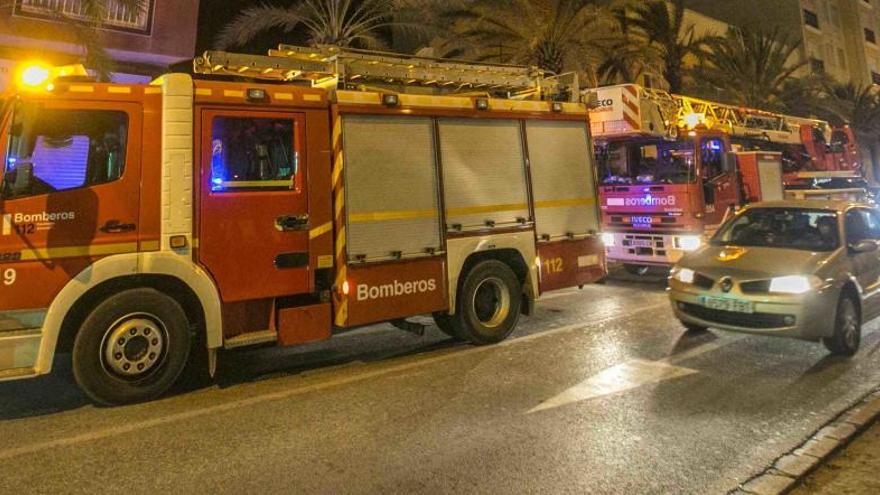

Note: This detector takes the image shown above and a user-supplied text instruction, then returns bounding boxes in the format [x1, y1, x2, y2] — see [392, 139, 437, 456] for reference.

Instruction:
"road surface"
[1, 270, 879, 494]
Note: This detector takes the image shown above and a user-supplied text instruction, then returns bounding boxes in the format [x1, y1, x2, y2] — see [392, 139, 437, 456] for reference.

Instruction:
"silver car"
[668, 200, 880, 356]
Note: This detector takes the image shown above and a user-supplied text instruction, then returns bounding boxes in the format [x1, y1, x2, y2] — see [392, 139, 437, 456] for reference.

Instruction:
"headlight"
[601, 233, 615, 246]
[769, 275, 820, 294]
[675, 235, 702, 251]
[672, 267, 695, 284]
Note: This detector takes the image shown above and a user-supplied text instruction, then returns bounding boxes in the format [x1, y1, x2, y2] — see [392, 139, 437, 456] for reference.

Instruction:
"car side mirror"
[849, 239, 878, 254]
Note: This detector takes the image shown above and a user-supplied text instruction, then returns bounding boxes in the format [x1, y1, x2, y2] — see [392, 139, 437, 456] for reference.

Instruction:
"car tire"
[451, 260, 522, 345]
[432, 311, 460, 339]
[73, 288, 193, 405]
[624, 264, 651, 276]
[823, 295, 861, 357]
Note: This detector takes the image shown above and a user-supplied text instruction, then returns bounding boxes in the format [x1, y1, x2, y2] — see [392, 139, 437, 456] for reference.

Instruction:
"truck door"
[197, 109, 310, 302]
[699, 135, 737, 228]
[0, 99, 142, 313]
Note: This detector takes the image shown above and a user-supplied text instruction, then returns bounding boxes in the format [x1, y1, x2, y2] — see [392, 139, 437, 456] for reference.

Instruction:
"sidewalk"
[791, 419, 880, 494]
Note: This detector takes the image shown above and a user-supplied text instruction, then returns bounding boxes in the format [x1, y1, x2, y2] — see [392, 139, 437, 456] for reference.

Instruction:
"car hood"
[681, 245, 837, 280]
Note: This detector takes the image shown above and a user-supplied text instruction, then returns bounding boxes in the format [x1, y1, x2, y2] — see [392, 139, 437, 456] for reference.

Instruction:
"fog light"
[784, 316, 796, 326]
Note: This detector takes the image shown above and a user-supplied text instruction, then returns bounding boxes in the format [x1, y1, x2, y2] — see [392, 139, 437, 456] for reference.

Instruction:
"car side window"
[845, 209, 880, 243]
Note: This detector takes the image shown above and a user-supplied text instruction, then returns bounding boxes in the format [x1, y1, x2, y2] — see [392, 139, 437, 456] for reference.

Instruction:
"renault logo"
[720, 277, 734, 293]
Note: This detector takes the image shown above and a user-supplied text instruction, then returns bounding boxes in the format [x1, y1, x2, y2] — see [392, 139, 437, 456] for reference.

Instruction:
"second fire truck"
[0, 47, 605, 404]
[589, 83, 863, 274]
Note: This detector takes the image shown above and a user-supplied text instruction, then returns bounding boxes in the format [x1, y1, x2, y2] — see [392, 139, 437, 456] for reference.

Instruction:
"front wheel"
[73, 288, 193, 405]
[823, 295, 861, 356]
[451, 260, 522, 345]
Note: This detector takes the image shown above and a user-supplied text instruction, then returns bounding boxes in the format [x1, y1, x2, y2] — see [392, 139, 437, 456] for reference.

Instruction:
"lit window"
[210, 116, 298, 192]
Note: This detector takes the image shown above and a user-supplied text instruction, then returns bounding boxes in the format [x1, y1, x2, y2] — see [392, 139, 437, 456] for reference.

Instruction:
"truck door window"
[700, 138, 726, 179]
[2, 104, 128, 199]
[210, 116, 297, 192]
[600, 140, 695, 185]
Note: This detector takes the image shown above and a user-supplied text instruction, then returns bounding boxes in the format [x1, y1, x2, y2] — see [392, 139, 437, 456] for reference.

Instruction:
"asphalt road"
[1, 269, 880, 494]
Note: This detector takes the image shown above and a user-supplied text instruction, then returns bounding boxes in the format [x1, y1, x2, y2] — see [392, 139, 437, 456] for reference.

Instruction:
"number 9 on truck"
[3, 268, 15, 286]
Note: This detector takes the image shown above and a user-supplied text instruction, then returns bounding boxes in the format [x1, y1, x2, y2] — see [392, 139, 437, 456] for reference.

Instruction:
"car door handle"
[275, 214, 309, 232]
[100, 220, 136, 234]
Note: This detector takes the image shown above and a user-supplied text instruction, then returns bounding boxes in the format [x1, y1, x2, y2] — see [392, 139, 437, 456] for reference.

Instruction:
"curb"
[730, 387, 880, 495]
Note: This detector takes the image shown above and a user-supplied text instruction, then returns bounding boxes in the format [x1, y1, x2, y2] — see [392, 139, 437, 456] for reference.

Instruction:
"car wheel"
[624, 264, 651, 276]
[451, 260, 522, 345]
[432, 311, 460, 339]
[73, 288, 193, 405]
[823, 295, 861, 357]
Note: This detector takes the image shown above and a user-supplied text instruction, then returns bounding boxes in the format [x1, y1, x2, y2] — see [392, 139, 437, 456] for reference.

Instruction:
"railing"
[18, 0, 151, 32]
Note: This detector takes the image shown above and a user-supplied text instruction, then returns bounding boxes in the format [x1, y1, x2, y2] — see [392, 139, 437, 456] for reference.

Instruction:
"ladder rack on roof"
[193, 45, 580, 101]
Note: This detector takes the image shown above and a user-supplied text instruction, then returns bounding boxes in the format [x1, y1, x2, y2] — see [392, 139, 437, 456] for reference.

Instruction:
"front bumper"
[604, 232, 696, 266]
[0, 309, 46, 382]
[668, 279, 838, 340]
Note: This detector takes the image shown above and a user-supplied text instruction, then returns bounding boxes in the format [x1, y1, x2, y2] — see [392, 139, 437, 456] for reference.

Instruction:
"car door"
[844, 208, 880, 317]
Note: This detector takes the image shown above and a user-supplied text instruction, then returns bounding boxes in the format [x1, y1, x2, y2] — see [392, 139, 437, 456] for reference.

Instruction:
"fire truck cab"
[589, 83, 852, 273]
[0, 49, 606, 404]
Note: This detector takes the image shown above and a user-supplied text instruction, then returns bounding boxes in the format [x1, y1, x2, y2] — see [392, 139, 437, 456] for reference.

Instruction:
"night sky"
[196, 0, 314, 54]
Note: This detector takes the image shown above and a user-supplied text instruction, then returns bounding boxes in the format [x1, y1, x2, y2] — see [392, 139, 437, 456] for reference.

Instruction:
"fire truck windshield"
[1, 101, 128, 199]
[598, 139, 695, 186]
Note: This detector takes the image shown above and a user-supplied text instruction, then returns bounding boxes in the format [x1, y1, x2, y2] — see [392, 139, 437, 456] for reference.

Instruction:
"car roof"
[745, 200, 871, 213]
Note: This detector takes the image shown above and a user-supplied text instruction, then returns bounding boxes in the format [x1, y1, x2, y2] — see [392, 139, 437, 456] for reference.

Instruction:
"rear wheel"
[73, 288, 192, 405]
[823, 295, 861, 356]
[624, 264, 651, 276]
[451, 260, 522, 345]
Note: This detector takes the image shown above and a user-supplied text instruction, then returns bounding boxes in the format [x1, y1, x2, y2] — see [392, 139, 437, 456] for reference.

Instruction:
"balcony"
[16, 0, 153, 33]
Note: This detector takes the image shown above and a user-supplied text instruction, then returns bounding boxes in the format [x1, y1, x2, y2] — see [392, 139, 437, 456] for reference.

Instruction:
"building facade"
[685, 0, 880, 87]
[0, 0, 200, 89]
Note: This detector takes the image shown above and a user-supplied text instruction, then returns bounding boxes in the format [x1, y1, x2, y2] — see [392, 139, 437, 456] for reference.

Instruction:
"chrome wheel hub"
[102, 315, 166, 378]
[472, 277, 510, 328]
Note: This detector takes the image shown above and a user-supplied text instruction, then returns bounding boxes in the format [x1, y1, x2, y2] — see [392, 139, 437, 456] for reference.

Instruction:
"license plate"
[700, 296, 754, 314]
[630, 239, 653, 248]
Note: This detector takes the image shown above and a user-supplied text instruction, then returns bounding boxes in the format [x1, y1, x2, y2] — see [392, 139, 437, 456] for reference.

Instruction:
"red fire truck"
[588, 83, 862, 274]
[0, 47, 605, 404]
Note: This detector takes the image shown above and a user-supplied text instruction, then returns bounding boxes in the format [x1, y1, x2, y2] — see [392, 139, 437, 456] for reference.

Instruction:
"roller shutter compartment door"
[342, 115, 442, 262]
[438, 119, 530, 231]
[526, 120, 598, 240]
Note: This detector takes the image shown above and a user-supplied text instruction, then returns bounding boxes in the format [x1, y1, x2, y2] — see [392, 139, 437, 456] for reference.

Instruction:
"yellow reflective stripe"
[310, 222, 333, 240]
[107, 86, 131, 94]
[447, 203, 528, 216]
[349, 209, 437, 223]
[69, 85, 94, 93]
[223, 90, 244, 98]
[17, 242, 138, 262]
[139, 240, 161, 252]
[195, 88, 213, 96]
[535, 198, 596, 209]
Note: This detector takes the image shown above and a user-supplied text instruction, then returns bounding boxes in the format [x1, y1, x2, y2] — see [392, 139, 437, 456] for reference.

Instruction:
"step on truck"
[0, 47, 606, 404]
[588, 83, 859, 273]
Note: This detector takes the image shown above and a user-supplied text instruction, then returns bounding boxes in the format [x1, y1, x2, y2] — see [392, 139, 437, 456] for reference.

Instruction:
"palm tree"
[594, 5, 662, 85]
[626, 0, 703, 92]
[816, 83, 880, 178]
[0, 0, 146, 80]
[215, 0, 419, 51]
[693, 27, 806, 110]
[435, 0, 613, 75]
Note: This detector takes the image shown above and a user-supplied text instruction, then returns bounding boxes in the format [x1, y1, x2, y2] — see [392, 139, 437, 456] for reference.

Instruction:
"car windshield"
[597, 139, 696, 185]
[712, 208, 840, 251]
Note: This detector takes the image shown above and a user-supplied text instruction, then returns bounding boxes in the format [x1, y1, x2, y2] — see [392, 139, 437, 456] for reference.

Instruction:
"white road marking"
[529, 335, 748, 414]
[0, 302, 670, 462]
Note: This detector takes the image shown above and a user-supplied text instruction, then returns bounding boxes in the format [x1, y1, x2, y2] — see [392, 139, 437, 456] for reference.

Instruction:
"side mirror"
[849, 239, 878, 254]
[3, 162, 33, 198]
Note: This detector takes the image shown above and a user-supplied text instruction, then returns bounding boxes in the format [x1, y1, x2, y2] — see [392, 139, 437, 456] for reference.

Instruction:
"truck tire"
[432, 311, 459, 339]
[73, 288, 192, 405]
[451, 260, 522, 345]
[823, 295, 861, 356]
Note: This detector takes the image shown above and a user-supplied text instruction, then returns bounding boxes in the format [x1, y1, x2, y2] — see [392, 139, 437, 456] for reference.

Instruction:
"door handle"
[100, 220, 136, 234]
[275, 214, 309, 232]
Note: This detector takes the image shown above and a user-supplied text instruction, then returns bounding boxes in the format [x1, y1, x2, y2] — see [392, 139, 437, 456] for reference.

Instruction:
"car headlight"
[601, 233, 615, 247]
[672, 267, 695, 284]
[768, 275, 821, 294]
[675, 235, 702, 251]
